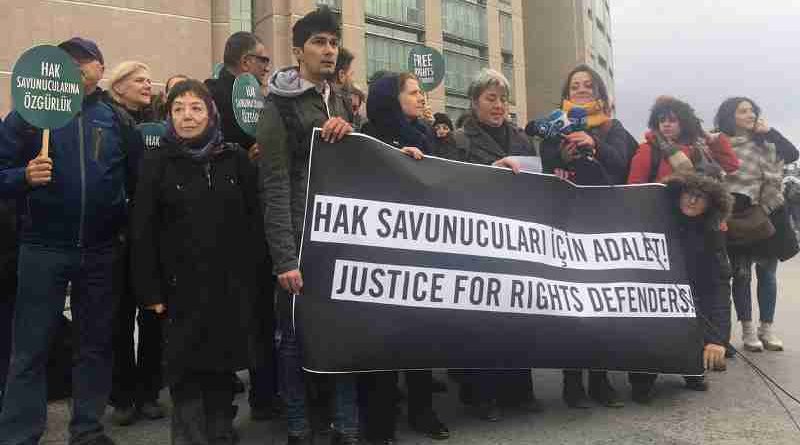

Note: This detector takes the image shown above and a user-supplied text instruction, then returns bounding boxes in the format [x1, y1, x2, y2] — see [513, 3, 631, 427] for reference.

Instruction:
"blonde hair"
[108, 61, 151, 104]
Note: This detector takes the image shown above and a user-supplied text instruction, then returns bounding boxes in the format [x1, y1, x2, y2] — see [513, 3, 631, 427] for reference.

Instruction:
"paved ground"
[40, 260, 800, 444]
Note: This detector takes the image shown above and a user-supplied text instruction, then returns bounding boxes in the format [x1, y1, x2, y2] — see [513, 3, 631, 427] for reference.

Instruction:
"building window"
[502, 55, 515, 103]
[366, 0, 424, 26]
[444, 51, 487, 96]
[443, 0, 488, 44]
[317, 0, 342, 10]
[446, 95, 471, 121]
[230, 0, 252, 32]
[499, 12, 513, 54]
[365, 23, 422, 81]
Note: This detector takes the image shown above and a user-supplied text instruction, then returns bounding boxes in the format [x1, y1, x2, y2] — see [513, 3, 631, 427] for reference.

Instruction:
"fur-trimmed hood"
[664, 173, 733, 226]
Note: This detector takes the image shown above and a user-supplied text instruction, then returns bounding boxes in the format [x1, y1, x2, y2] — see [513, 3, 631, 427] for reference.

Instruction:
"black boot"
[629, 373, 657, 405]
[562, 370, 591, 409]
[588, 371, 624, 408]
[409, 409, 450, 440]
[684, 375, 708, 391]
[474, 399, 500, 422]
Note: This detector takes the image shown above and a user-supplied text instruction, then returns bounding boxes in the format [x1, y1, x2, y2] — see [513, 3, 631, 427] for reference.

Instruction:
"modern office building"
[523, 0, 616, 120]
[1, 0, 529, 123]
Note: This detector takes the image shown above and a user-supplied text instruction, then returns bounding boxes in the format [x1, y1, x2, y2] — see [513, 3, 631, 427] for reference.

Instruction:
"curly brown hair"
[647, 96, 704, 144]
[647, 96, 705, 144]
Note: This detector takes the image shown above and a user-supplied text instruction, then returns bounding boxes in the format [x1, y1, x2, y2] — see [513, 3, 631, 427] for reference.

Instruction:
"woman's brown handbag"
[726, 205, 775, 246]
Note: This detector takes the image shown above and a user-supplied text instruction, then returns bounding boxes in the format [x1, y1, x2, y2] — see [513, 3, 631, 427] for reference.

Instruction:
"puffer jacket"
[0, 89, 143, 248]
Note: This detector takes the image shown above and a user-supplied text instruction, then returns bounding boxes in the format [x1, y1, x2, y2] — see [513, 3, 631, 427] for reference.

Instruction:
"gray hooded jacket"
[257, 66, 352, 274]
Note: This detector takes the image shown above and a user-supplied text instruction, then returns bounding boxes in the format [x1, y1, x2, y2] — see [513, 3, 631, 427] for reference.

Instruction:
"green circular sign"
[212, 62, 224, 80]
[11, 45, 83, 129]
[137, 122, 167, 151]
[408, 46, 445, 92]
[232, 73, 265, 137]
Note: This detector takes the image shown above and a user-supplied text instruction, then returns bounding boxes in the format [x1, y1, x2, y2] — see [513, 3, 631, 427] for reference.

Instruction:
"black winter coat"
[448, 116, 535, 164]
[130, 141, 263, 383]
[205, 69, 256, 150]
[0, 198, 16, 297]
[665, 175, 732, 346]
[540, 119, 637, 185]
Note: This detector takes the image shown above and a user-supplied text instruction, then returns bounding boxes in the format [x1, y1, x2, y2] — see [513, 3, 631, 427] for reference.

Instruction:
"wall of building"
[523, 0, 616, 120]
[1, 0, 215, 117]
[2, 0, 531, 124]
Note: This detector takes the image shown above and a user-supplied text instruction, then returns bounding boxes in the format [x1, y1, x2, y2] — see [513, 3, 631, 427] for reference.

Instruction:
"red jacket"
[627, 131, 740, 184]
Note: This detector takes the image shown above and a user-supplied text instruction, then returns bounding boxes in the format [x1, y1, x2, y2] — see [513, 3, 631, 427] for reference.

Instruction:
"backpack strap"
[266, 95, 305, 157]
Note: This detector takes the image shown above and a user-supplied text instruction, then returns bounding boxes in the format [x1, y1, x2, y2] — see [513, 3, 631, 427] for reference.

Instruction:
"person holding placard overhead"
[0, 37, 142, 445]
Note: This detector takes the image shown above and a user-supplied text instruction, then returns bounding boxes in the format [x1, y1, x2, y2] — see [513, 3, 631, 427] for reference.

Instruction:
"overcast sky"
[611, 0, 800, 145]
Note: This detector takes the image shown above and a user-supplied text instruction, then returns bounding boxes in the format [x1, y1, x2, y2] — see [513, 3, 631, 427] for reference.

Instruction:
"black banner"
[297, 130, 703, 375]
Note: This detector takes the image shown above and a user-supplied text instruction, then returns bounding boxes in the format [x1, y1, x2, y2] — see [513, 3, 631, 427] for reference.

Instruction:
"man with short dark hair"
[257, 7, 357, 445]
[0, 37, 141, 445]
[206, 31, 270, 161]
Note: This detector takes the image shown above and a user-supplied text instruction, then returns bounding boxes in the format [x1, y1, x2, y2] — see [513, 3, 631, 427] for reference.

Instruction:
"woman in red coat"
[628, 96, 739, 184]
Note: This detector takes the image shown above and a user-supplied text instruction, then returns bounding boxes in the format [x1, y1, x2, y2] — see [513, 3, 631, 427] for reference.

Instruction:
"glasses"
[246, 54, 271, 65]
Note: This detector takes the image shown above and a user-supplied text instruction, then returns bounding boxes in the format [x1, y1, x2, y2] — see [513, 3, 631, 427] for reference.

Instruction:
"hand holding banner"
[297, 131, 703, 375]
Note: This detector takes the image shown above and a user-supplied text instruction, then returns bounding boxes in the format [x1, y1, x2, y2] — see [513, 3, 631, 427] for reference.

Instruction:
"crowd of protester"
[0, 6, 798, 445]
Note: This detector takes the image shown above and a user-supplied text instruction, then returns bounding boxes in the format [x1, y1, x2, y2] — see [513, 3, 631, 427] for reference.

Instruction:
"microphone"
[525, 107, 588, 139]
[525, 109, 571, 139]
[565, 107, 588, 133]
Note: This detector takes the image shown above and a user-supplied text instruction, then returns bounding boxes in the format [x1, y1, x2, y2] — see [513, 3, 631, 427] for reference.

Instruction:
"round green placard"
[137, 122, 167, 151]
[212, 62, 224, 80]
[232, 73, 265, 137]
[11, 45, 84, 129]
[408, 46, 445, 92]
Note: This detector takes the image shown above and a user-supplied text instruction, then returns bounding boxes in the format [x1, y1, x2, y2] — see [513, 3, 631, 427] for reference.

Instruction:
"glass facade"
[316, 0, 341, 10]
[445, 95, 471, 120]
[230, 0, 252, 32]
[442, 0, 487, 44]
[502, 60, 514, 100]
[499, 12, 513, 53]
[366, 0, 425, 26]
[444, 51, 487, 95]
[365, 29, 420, 81]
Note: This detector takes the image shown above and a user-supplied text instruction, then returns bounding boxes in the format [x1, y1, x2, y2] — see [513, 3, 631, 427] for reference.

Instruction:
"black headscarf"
[366, 74, 432, 154]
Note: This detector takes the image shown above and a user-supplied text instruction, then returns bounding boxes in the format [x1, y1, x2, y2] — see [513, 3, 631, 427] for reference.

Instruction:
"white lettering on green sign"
[23, 92, 73, 112]
[40, 62, 62, 78]
[16, 76, 81, 95]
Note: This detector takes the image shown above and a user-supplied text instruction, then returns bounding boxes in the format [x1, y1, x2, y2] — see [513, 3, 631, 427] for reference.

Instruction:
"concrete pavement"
[38, 260, 800, 444]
